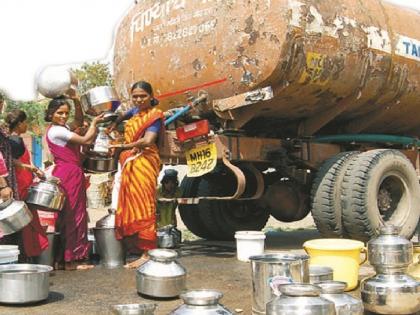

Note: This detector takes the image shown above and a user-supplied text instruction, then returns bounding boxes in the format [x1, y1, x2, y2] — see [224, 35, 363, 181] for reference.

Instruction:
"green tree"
[72, 61, 114, 95]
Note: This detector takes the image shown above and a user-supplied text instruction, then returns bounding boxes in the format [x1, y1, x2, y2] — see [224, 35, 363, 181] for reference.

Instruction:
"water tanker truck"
[113, 0, 420, 241]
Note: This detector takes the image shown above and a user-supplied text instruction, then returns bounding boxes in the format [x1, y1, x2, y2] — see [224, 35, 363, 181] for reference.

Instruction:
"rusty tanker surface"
[114, 0, 420, 137]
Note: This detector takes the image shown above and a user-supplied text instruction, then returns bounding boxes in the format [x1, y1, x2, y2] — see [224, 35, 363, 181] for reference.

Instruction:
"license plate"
[185, 142, 217, 177]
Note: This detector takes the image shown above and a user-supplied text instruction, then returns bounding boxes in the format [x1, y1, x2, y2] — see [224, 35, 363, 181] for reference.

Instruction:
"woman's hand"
[106, 122, 117, 133]
[66, 87, 78, 100]
[33, 167, 46, 180]
[108, 143, 124, 150]
[0, 187, 13, 201]
[92, 113, 105, 125]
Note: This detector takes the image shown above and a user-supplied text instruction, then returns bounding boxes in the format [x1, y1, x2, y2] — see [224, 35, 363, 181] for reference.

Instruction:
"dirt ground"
[0, 209, 416, 315]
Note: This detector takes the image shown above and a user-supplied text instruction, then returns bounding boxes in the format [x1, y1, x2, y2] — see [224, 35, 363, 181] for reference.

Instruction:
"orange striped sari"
[115, 107, 164, 251]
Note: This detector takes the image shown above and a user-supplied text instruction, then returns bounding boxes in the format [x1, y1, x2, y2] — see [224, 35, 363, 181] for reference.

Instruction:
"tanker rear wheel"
[197, 175, 270, 241]
[178, 177, 215, 240]
[341, 149, 420, 241]
[311, 151, 359, 237]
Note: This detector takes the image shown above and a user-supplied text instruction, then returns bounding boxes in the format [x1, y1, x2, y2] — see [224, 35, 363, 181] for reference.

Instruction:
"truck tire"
[197, 176, 270, 240]
[341, 149, 420, 241]
[178, 177, 215, 239]
[311, 151, 359, 237]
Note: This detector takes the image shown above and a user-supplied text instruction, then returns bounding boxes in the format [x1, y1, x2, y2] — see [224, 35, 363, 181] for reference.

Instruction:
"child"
[157, 169, 181, 228]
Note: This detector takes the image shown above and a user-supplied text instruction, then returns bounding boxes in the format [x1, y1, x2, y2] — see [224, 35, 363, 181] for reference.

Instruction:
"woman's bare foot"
[65, 261, 95, 271]
[124, 254, 149, 269]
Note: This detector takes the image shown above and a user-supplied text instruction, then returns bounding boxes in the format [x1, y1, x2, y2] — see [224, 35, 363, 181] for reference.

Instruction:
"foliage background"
[0, 61, 113, 135]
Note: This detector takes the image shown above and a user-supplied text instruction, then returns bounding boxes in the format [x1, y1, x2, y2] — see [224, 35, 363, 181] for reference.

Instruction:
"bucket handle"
[359, 247, 367, 265]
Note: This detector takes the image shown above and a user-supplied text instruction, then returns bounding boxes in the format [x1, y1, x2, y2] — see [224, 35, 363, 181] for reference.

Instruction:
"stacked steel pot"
[361, 225, 420, 314]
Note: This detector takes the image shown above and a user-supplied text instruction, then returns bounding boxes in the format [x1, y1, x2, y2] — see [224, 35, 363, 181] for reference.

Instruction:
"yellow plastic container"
[303, 239, 366, 291]
[408, 245, 420, 280]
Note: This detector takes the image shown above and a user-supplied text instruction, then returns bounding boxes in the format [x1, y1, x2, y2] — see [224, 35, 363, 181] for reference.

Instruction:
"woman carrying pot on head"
[109, 81, 164, 269]
[6, 109, 49, 259]
[45, 94, 103, 270]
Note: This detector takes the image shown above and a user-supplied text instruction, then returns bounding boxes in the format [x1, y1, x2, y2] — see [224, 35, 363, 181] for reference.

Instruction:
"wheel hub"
[378, 188, 392, 213]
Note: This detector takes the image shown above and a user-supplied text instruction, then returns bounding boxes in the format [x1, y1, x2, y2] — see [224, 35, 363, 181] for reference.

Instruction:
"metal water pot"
[0, 264, 53, 304]
[368, 225, 413, 272]
[0, 199, 33, 235]
[249, 253, 310, 315]
[309, 266, 334, 284]
[136, 249, 186, 298]
[318, 281, 364, 315]
[36, 66, 77, 98]
[157, 225, 182, 248]
[80, 86, 120, 115]
[93, 209, 125, 268]
[361, 273, 420, 314]
[170, 290, 234, 315]
[266, 283, 336, 315]
[26, 176, 66, 211]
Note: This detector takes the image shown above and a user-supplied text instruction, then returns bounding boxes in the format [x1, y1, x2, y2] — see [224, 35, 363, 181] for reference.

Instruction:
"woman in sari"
[110, 81, 164, 269]
[45, 95, 103, 270]
[6, 109, 48, 258]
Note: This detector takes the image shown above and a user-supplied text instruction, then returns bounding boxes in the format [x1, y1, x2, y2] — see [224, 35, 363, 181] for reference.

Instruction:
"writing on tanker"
[130, 0, 216, 44]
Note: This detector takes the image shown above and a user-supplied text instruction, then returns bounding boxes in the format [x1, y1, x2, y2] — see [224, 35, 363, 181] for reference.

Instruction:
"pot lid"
[279, 284, 321, 297]
[181, 290, 223, 306]
[148, 249, 178, 261]
[111, 303, 157, 314]
[317, 281, 347, 294]
[95, 208, 116, 228]
[30, 176, 61, 192]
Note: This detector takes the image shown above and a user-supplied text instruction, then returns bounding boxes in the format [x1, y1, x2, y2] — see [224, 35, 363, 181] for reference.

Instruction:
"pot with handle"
[26, 176, 66, 211]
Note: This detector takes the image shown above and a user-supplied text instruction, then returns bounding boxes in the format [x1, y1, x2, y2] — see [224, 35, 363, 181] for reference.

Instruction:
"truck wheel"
[198, 177, 270, 240]
[311, 151, 359, 237]
[341, 149, 420, 241]
[178, 177, 215, 239]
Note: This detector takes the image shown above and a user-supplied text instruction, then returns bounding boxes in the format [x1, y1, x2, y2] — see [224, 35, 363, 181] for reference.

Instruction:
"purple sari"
[46, 126, 89, 262]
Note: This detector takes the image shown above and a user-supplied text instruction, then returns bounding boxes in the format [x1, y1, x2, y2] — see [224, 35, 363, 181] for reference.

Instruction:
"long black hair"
[6, 109, 27, 131]
[45, 96, 70, 122]
[131, 81, 159, 106]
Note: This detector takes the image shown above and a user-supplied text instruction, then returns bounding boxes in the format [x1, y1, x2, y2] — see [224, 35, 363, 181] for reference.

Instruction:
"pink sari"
[46, 126, 90, 262]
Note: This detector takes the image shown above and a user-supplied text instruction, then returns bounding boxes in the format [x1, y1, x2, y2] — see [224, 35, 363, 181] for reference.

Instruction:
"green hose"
[314, 134, 420, 146]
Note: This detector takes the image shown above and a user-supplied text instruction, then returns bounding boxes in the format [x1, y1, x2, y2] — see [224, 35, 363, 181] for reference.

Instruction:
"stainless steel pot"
[0, 264, 53, 304]
[157, 225, 182, 249]
[318, 281, 364, 315]
[93, 209, 125, 268]
[361, 273, 420, 314]
[368, 225, 413, 271]
[111, 303, 157, 315]
[170, 290, 234, 315]
[136, 249, 186, 298]
[84, 154, 116, 173]
[0, 199, 33, 235]
[80, 86, 120, 115]
[34, 232, 60, 267]
[309, 266, 334, 284]
[266, 283, 336, 315]
[249, 252, 310, 315]
[26, 176, 66, 211]
[36, 66, 77, 98]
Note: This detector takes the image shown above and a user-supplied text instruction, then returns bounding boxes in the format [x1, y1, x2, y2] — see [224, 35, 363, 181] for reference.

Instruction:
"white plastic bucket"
[0, 245, 20, 264]
[235, 231, 266, 262]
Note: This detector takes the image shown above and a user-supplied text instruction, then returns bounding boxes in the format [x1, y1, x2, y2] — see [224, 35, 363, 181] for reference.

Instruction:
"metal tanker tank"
[114, 0, 420, 136]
